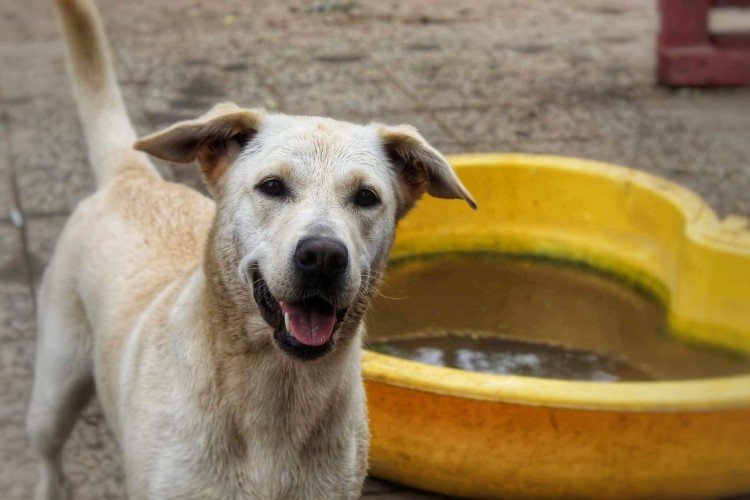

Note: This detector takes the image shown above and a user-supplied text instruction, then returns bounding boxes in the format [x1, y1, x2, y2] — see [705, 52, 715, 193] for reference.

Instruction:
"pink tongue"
[280, 301, 336, 347]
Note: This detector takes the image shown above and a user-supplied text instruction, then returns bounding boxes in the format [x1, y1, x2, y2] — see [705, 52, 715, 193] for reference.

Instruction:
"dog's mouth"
[253, 271, 347, 360]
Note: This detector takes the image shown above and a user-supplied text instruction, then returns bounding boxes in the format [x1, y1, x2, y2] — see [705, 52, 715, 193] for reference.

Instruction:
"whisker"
[359, 270, 406, 303]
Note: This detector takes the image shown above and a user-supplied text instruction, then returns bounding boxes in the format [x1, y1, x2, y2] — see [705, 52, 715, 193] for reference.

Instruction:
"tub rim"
[363, 350, 750, 411]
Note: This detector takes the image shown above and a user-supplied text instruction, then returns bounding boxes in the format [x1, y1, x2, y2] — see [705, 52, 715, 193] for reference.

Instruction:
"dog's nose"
[294, 237, 348, 283]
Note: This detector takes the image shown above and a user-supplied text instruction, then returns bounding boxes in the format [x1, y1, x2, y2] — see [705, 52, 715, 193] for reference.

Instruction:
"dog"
[25, 0, 476, 498]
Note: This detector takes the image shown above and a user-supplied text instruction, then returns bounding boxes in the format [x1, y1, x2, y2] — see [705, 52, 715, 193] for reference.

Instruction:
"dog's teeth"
[284, 312, 290, 332]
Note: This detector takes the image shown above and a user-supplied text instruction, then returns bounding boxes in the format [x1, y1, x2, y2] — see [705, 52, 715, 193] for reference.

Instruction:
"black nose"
[294, 237, 349, 283]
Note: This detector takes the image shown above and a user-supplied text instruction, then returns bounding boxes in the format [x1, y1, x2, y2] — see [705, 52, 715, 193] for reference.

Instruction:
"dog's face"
[136, 103, 476, 361]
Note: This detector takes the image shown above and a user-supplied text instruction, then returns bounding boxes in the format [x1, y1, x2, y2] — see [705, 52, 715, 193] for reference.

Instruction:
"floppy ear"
[134, 102, 266, 186]
[376, 124, 477, 216]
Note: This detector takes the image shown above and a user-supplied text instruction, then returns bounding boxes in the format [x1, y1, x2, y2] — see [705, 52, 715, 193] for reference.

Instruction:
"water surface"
[366, 254, 750, 382]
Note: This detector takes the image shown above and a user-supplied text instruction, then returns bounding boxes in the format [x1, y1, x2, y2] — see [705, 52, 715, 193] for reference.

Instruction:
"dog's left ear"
[134, 103, 266, 187]
[377, 124, 477, 216]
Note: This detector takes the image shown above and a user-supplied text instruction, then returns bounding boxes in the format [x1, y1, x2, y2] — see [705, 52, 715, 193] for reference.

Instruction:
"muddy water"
[365, 254, 750, 382]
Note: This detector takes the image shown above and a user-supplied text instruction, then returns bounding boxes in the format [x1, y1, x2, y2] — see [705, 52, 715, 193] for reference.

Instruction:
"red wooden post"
[658, 0, 750, 86]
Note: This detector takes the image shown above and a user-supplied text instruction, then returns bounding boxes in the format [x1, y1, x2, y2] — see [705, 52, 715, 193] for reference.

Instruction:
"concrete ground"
[1, 0, 749, 498]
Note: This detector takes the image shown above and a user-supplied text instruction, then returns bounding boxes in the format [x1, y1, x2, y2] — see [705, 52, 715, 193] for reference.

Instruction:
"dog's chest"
[139, 414, 360, 499]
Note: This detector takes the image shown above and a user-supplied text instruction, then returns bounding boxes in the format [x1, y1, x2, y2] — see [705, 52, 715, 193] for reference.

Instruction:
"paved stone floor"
[1, 0, 749, 498]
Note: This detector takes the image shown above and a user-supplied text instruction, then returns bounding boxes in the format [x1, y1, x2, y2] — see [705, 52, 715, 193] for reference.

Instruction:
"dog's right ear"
[134, 103, 265, 186]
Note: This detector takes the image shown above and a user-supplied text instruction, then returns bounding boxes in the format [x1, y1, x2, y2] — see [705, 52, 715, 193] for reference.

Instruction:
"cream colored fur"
[25, 0, 476, 499]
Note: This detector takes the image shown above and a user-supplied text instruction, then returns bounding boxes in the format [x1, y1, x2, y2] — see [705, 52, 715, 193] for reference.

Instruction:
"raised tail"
[54, 0, 158, 186]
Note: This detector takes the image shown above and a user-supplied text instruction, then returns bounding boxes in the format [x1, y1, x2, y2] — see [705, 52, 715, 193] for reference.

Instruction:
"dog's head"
[135, 103, 475, 361]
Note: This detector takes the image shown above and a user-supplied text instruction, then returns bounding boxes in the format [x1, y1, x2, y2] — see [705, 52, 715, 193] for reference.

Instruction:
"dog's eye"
[354, 188, 380, 208]
[257, 178, 286, 197]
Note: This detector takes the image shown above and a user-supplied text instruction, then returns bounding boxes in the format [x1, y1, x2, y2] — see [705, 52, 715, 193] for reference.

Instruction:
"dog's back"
[39, 0, 213, 326]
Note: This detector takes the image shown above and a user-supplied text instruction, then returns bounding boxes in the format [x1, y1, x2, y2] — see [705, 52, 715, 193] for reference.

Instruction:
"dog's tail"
[54, 0, 158, 186]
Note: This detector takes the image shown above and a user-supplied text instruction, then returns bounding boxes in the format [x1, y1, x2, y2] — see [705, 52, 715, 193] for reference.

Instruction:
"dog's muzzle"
[252, 269, 348, 361]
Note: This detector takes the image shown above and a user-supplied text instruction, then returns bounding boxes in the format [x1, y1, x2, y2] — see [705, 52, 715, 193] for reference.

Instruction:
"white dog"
[25, 0, 476, 498]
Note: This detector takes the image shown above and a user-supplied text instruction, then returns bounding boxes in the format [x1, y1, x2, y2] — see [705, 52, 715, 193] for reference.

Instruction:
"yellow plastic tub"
[363, 154, 750, 499]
